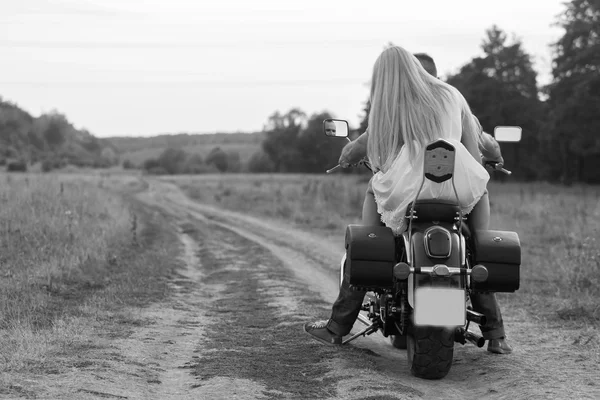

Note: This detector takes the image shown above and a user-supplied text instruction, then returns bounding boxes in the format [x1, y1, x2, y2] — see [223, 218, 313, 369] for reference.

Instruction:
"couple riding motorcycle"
[305, 52, 513, 355]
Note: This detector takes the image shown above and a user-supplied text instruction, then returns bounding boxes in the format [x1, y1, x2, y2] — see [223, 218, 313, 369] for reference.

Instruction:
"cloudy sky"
[1, 0, 566, 137]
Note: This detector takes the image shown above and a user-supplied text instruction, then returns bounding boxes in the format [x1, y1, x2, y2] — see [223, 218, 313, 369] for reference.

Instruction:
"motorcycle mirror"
[493, 126, 522, 142]
[323, 119, 349, 138]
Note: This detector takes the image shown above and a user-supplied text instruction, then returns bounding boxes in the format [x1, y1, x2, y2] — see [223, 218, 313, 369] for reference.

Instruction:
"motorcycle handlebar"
[326, 158, 373, 174]
[485, 161, 511, 175]
[326, 165, 342, 174]
[328, 161, 512, 175]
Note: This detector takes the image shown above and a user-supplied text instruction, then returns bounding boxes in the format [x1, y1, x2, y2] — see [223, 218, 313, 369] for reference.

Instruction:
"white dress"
[371, 93, 490, 235]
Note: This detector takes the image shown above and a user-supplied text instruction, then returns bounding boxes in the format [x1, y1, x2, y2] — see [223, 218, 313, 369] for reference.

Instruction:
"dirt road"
[21, 179, 598, 399]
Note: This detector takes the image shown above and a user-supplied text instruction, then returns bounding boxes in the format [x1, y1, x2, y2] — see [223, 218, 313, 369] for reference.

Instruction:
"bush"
[157, 148, 187, 174]
[183, 163, 219, 174]
[122, 160, 136, 169]
[7, 160, 27, 172]
[247, 150, 275, 173]
[41, 160, 53, 172]
[41, 158, 66, 172]
[146, 166, 168, 175]
[143, 158, 160, 171]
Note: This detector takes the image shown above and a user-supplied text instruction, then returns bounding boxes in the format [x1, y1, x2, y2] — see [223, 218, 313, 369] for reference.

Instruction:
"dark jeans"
[326, 277, 505, 340]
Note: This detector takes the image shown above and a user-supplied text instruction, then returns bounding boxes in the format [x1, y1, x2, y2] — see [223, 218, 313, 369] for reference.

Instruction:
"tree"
[157, 148, 187, 174]
[357, 100, 370, 137]
[205, 147, 228, 172]
[247, 150, 275, 173]
[226, 151, 241, 172]
[42, 113, 69, 148]
[546, 0, 600, 183]
[446, 25, 544, 180]
[296, 112, 347, 173]
[261, 108, 307, 172]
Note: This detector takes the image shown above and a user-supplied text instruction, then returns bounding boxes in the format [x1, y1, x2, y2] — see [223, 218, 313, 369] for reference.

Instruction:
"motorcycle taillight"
[424, 226, 451, 259]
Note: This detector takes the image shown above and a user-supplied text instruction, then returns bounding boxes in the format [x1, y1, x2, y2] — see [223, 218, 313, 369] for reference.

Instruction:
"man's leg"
[470, 292, 512, 353]
[326, 276, 367, 336]
[468, 192, 512, 353]
[329, 181, 383, 334]
[305, 180, 381, 344]
[470, 292, 505, 340]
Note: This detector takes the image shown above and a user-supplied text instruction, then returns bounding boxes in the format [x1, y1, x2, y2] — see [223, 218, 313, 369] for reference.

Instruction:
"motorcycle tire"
[407, 326, 454, 379]
[390, 334, 407, 349]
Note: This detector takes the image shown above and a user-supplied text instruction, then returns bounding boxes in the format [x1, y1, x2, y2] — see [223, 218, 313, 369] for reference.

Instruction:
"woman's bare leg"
[362, 189, 383, 226]
[468, 191, 490, 231]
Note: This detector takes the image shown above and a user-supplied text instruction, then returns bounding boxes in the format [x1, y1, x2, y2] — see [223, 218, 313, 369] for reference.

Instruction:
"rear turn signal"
[394, 262, 411, 280]
[471, 264, 489, 282]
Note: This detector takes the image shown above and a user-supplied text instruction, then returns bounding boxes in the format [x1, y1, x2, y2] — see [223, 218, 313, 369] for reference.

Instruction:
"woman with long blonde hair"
[363, 46, 489, 234]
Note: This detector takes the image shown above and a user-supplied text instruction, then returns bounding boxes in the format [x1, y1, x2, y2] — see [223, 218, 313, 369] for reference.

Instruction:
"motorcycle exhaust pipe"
[455, 327, 485, 348]
[466, 309, 487, 326]
[463, 329, 485, 348]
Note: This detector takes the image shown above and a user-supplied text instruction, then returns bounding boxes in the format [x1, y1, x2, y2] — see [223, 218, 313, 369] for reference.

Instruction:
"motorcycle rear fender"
[406, 222, 465, 308]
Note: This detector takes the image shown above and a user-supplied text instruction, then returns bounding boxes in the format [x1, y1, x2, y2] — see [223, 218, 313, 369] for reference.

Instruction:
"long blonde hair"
[367, 46, 478, 172]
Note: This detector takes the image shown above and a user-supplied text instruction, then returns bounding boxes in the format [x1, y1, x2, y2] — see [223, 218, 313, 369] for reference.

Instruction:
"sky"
[1, 0, 567, 138]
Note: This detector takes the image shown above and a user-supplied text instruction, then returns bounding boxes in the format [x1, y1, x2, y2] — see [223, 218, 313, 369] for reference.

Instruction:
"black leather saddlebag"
[471, 230, 521, 292]
[344, 224, 396, 289]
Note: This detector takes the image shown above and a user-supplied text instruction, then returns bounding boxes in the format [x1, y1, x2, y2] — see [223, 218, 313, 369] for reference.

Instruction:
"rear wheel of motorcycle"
[407, 326, 454, 379]
[390, 334, 407, 349]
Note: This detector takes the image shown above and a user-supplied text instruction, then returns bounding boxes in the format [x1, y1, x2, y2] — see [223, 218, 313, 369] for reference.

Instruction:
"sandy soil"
[9, 178, 598, 399]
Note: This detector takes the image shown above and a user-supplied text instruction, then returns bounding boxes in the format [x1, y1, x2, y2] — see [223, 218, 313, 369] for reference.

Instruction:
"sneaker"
[304, 320, 342, 345]
[487, 337, 513, 354]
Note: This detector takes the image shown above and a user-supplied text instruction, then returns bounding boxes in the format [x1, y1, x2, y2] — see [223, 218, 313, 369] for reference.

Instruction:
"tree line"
[255, 0, 600, 183]
[0, 100, 117, 172]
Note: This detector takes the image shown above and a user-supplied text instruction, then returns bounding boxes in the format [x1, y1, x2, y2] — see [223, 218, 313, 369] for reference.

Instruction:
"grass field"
[0, 172, 181, 381]
[165, 173, 600, 324]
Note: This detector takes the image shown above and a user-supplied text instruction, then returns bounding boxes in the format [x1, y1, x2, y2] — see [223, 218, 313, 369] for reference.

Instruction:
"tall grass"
[0, 173, 177, 376]
[169, 174, 368, 230]
[488, 182, 600, 320]
[168, 174, 600, 322]
[0, 174, 130, 328]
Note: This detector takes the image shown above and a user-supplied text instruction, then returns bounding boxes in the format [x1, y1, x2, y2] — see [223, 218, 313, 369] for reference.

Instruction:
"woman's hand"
[339, 139, 368, 168]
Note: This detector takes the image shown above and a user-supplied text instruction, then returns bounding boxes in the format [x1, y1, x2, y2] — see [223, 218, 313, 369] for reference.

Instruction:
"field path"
[24, 178, 597, 399]
[130, 179, 598, 399]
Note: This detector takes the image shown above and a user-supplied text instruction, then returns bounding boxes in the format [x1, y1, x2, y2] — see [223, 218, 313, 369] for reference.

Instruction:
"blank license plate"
[414, 287, 465, 326]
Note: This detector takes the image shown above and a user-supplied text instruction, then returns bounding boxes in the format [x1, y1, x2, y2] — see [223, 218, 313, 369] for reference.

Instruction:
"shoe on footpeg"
[487, 337, 513, 354]
[304, 320, 342, 345]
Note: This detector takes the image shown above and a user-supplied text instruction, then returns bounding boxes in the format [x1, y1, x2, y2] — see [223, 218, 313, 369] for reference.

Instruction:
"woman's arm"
[355, 130, 369, 148]
[339, 129, 369, 166]
[461, 119, 481, 162]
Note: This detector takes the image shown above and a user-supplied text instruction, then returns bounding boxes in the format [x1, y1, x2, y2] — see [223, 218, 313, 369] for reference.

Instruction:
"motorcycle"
[323, 119, 522, 379]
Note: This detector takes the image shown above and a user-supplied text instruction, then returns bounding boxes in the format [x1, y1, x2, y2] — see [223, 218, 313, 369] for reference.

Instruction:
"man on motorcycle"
[324, 119, 337, 136]
[305, 53, 513, 355]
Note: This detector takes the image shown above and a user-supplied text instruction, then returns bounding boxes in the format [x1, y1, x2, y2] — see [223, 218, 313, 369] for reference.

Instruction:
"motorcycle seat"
[406, 200, 461, 223]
